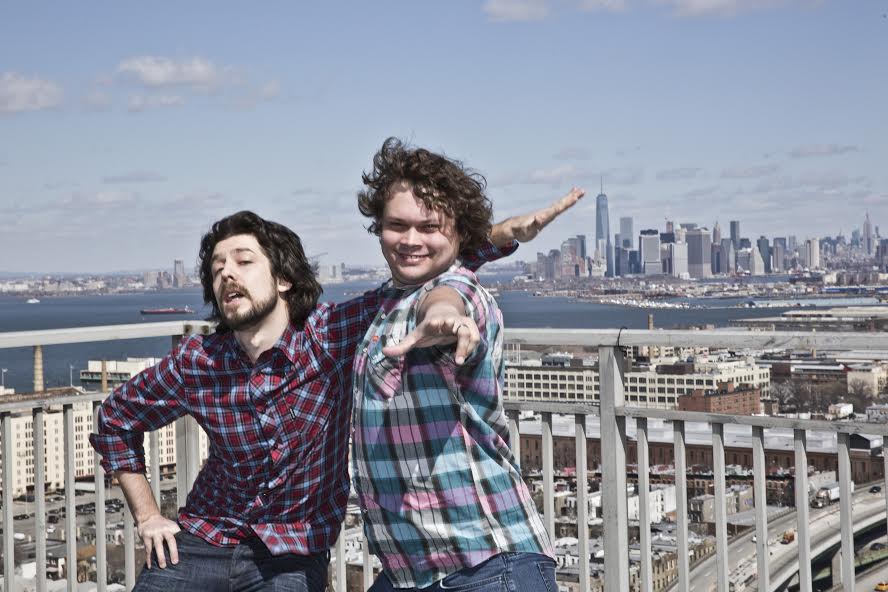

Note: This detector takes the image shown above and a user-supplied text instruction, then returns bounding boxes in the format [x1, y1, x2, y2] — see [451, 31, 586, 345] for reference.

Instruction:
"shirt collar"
[222, 321, 301, 366]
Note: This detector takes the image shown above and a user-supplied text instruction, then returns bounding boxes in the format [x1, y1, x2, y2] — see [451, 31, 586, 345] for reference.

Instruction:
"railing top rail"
[504, 400, 888, 435]
[3, 323, 888, 350]
[0, 320, 215, 349]
[504, 328, 888, 350]
[0, 388, 107, 413]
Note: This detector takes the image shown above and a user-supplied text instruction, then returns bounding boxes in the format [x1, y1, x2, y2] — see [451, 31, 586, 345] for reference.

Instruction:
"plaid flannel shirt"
[352, 265, 553, 588]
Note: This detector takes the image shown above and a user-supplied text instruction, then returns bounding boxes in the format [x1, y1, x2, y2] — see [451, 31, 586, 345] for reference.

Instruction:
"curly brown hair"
[357, 137, 492, 255]
[197, 211, 322, 330]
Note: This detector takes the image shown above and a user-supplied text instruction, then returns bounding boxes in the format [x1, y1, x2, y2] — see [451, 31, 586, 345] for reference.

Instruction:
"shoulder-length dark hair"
[197, 211, 322, 329]
[357, 137, 493, 255]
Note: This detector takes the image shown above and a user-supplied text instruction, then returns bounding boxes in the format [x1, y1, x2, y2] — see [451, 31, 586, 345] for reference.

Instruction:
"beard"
[218, 280, 279, 331]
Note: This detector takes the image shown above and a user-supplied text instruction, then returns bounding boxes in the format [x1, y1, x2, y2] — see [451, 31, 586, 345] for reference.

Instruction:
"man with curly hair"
[352, 137, 585, 591]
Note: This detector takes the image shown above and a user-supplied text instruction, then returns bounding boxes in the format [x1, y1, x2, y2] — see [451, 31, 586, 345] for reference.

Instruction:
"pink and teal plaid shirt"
[352, 265, 553, 588]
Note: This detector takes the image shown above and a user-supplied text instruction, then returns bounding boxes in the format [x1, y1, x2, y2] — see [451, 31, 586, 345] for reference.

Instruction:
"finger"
[154, 534, 167, 568]
[144, 537, 153, 569]
[165, 531, 180, 565]
[453, 323, 480, 365]
[382, 332, 420, 357]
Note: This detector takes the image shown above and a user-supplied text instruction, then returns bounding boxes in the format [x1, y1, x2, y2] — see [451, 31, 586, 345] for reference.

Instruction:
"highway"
[679, 485, 887, 591]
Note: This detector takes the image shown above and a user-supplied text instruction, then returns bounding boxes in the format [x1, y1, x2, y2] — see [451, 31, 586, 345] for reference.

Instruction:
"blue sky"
[1, 0, 886, 273]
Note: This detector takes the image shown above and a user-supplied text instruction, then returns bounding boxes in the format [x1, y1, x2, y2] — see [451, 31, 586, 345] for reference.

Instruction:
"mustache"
[220, 282, 251, 299]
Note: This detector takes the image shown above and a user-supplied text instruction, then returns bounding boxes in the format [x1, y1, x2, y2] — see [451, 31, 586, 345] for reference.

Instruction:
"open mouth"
[222, 287, 247, 305]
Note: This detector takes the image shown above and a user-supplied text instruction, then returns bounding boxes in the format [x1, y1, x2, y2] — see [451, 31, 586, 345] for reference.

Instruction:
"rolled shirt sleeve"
[89, 344, 189, 474]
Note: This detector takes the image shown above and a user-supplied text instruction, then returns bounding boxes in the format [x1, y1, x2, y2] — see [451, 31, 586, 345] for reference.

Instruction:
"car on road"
[870, 485, 882, 493]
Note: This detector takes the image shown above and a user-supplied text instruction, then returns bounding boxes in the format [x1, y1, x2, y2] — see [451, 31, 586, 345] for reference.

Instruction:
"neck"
[233, 301, 290, 364]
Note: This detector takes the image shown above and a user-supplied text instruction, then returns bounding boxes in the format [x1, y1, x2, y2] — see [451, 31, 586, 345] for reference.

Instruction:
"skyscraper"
[173, 259, 186, 288]
[639, 230, 661, 276]
[864, 213, 874, 256]
[595, 180, 613, 277]
[756, 236, 771, 274]
[712, 221, 721, 245]
[686, 229, 712, 279]
[805, 238, 821, 269]
[729, 220, 740, 250]
[619, 217, 633, 248]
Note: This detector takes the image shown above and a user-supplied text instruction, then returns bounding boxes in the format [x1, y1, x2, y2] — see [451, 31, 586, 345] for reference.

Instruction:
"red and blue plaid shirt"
[90, 242, 516, 556]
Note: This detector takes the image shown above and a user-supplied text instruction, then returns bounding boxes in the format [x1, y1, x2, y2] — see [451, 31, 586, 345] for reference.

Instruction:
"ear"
[277, 278, 292, 293]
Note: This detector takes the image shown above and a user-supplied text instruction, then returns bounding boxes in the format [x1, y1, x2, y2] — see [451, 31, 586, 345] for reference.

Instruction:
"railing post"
[541, 411, 555, 541]
[575, 413, 590, 592]
[752, 426, 769, 592]
[506, 409, 521, 463]
[172, 332, 202, 508]
[637, 417, 653, 592]
[333, 524, 346, 592]
[837, 432, 854, 591]
[794, 429, 812, 592]
[598, 345, 628, 592]
[63, 404, 77, 591]
[2, 412, 14, 592]
[711, 423, 729, 592]
[93, 402, 107, 592]
[33, 407, 47, 592]
[673, 420, 689, 592]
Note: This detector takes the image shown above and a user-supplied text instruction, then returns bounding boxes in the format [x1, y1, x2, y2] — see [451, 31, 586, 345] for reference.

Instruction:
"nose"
[399, 226, 421, 247]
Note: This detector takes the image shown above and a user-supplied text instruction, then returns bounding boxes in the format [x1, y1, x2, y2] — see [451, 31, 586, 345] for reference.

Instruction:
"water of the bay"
[0, 275, 803, 393]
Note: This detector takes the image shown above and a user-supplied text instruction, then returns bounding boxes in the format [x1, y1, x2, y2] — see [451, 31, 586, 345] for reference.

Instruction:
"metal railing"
[2, 324, 888, 592]
[0, 322, 211, 592]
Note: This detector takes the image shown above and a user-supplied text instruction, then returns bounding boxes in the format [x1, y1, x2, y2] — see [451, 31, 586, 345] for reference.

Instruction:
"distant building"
[863, 213, 875, 256]
[729, 220, 740, 250]
[677, 382, 761, 415]
[756, 237, 771, 274]
[686, 228, 712, 279]
[595, 187, 613, 277]
[640, 230, 661, 276]
[173, 259, 186, 288]
[805, 238, 821, 269]
[619, 217, 633, 248]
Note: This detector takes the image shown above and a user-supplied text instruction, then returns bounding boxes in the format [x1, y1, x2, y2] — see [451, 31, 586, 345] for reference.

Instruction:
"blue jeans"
[368, 552, 558, 592]
[133, 531, 329, 592]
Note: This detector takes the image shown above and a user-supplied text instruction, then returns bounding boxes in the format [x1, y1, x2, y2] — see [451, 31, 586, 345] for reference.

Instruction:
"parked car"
[869, 485, 881, 494]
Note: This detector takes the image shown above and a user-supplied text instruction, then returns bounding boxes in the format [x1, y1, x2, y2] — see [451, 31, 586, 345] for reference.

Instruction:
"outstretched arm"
[382, 286, 480, 365]
[490, 186, 585, 246]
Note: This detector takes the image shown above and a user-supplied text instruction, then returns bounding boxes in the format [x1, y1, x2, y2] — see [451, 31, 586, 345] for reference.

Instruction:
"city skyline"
[2, 2, 886, 273]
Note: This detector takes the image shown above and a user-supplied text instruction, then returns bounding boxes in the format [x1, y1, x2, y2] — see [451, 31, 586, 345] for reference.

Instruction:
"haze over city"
[1, 1, 885, 273]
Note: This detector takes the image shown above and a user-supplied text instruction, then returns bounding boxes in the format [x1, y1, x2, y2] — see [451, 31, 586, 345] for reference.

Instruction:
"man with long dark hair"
[91, 198, 578, 591]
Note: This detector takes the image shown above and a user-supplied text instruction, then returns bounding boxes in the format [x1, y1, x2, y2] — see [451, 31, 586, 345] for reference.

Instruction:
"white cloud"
[0, 72, 63, 113]
[484, 0, 550, 22]
[127, 94, 185, 112]
[654, 0, 791, 17]
[721, 163, 779, 179]
[656, 167, 702, 181]
[789, 143, 860, 158]
[103, 170, 167, 184]
[117, 56, 234, 91]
